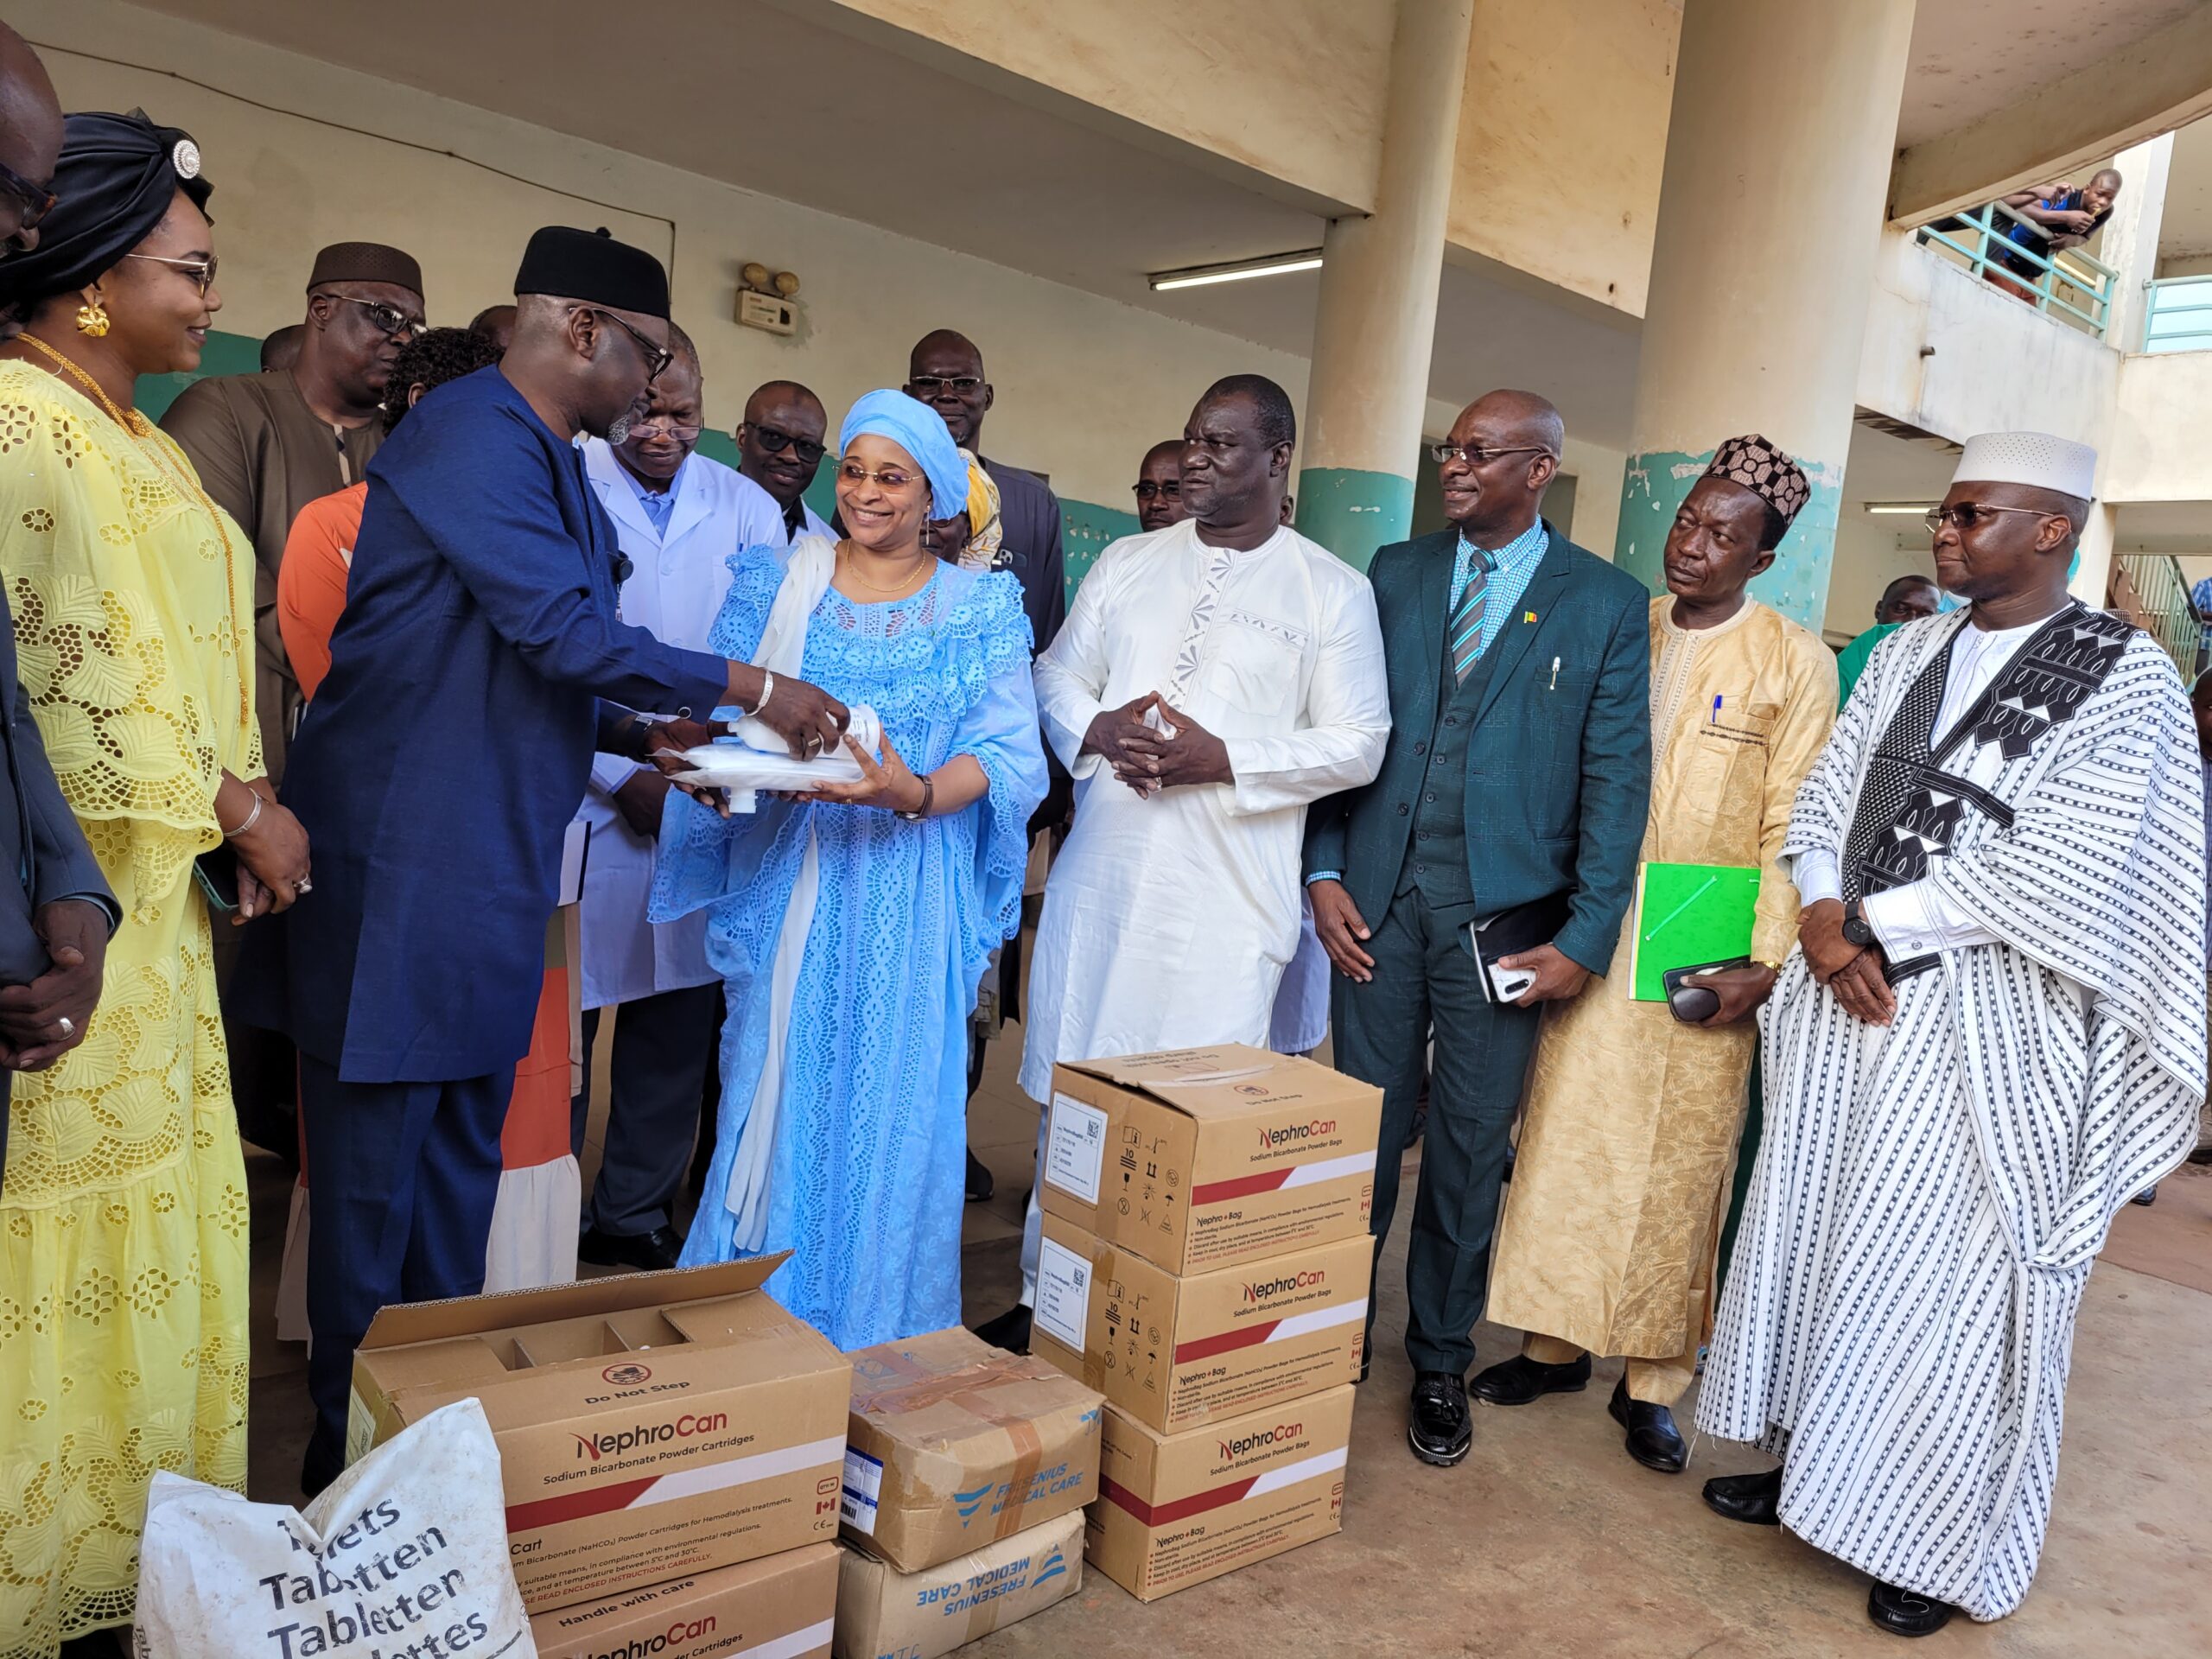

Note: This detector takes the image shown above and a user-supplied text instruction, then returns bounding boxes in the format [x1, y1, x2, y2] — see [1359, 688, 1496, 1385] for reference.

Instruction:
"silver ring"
[56, 1015, 73, 1037]
[296, 877, 314, 894]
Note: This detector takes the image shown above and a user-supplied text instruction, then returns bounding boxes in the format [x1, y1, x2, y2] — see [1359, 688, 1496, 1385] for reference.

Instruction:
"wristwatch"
[896, 772, 936, 823]
[1840, 898, 1876, 948]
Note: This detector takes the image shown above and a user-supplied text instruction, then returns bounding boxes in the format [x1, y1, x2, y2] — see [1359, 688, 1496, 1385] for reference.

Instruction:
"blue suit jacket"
[234, 369, 728, 1082]
[1302, 524, 1650, 973]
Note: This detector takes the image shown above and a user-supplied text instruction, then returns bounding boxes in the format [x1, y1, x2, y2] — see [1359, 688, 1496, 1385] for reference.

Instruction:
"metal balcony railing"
[2109, 551, 2199, 674]
[2142, 274, 2212, 354]
[1916, 200, 2116, 341]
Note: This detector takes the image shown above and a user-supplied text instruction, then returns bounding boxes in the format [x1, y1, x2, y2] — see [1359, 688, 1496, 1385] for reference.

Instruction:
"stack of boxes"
[346, 1257, 850, 1659]
[1026, 1045, 1382, 1601]
[833, 1327, 1101, 1658]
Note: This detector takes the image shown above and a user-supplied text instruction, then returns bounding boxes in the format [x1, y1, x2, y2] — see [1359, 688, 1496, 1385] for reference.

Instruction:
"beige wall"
[2108, 350, 2212, 502]
[828, 0, 1393, 213]
[1825, 513, 1934, 644]
[1451, 0, 1679, 316]
[29, 0, 1313, 518]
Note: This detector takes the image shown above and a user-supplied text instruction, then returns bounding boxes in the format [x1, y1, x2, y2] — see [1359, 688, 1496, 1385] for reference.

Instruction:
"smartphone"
[1663, 957, 1751, 1023]
[194, 849, 241, 917]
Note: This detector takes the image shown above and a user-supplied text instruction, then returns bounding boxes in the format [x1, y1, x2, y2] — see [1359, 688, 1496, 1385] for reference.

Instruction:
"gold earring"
[74, 297, 111, 338]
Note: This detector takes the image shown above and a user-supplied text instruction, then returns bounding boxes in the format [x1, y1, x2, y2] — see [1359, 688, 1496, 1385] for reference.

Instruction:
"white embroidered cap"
[1950, 431, 2097, 499]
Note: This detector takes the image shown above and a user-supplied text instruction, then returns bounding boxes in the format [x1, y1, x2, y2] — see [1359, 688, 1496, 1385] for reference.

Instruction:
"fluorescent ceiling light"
[1865, 502, 1936, 515]
[1149, 250, 1325, 291]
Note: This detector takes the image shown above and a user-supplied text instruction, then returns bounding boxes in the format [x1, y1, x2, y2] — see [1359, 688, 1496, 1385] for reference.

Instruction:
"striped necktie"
[1450, 549, 1492, 683]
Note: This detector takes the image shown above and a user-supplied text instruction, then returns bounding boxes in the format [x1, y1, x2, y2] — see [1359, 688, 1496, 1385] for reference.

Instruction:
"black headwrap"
[513, 226, 668, 319]
[0, 111, 213, 308]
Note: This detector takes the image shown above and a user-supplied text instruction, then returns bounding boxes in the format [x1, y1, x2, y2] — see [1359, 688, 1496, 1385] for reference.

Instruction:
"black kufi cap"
[0, 110, 212, 308]
[512, 226, 667, 319]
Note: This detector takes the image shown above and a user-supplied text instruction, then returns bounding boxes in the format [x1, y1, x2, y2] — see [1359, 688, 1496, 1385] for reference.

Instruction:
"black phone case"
[1663, 957, 1751, 1023]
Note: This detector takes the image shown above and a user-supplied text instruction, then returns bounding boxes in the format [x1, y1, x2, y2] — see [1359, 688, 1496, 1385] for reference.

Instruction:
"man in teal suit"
[1304, 389, 1651, 1467]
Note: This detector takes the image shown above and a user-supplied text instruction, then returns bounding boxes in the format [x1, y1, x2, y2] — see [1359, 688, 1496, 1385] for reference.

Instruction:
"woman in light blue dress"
[652, 391, 1046, 1347]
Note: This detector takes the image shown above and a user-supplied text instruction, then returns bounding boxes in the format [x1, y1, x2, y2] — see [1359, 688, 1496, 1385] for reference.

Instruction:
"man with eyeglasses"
[904, 329, 1066, 656]
[573, 323, 780, 1271]
[733, 378, 833, 550]
[1696, 431, 2205, 1637]
[163, 239, 428, 785]
[1302, 389, 1650, 1469]
[236, 226, 849, 1493]
[1131, 438, 1185, 532]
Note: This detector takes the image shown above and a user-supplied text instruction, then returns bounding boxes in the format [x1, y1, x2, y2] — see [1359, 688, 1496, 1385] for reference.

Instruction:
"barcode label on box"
[1045, 1094, 1108, 1204]
[1034, 1236, 1093, 1353]
[840, 1446, 884, 1534]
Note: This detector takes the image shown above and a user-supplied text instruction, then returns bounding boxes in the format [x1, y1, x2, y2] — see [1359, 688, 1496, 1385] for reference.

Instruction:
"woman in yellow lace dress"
[0, 113, 311, 1656]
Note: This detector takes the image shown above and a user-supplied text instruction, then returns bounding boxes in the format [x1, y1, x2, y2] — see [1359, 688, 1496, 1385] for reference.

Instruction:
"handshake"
[1080, 691, 1235, 794]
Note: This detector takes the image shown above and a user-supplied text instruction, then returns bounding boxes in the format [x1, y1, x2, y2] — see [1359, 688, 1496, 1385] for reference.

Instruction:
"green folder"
[1630, 861, 1762, 1001]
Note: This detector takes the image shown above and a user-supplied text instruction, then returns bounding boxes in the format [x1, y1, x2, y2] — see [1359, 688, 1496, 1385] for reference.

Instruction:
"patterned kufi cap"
[1703, 434, 1811, 529]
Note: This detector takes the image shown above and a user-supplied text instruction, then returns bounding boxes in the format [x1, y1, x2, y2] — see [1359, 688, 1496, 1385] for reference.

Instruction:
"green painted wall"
[1615, 447, 1842, 632]
[1292, 466, 1415, 573]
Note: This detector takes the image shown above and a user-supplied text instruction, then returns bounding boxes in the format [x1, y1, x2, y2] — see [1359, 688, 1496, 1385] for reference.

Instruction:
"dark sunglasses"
[909, 374, 982, 397]
[1133, 480, 1181, 501]
[747, 423, 825, 465]
[581, 306, 673, 381]
[0, 157, 55, 242]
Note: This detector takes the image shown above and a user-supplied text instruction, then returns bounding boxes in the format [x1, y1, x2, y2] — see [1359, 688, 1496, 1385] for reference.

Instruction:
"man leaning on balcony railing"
[1986, 169, 2122, 303]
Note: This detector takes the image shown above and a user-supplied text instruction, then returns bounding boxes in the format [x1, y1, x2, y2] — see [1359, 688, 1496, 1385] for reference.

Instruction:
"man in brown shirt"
[162, 240, 425, 779]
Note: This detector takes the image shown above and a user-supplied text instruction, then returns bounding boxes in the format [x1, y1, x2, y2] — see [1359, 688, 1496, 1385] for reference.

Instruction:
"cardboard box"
[1085, 1386, 1354, 1602]
[1039, 1046, 1381, 1276]
[841, 1327, 1102, 1573]
[346, 1257, 850, 1613]
[530, 1542, 838, 1658]
[833, 1510, 1082, 1659]
[1032, 1213, 1370, 1433]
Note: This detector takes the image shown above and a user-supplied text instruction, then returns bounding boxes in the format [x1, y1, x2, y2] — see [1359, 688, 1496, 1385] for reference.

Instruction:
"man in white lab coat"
[575, 326, 782, 1268]
[976, 374, 1389, 1352]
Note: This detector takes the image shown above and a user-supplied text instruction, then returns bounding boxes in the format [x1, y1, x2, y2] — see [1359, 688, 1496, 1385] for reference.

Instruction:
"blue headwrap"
[838, 389, 970, 519]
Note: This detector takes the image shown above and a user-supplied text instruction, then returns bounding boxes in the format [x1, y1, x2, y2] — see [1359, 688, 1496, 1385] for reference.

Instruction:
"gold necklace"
[18, 335, 252, 728]
[837, 541, 932, 599]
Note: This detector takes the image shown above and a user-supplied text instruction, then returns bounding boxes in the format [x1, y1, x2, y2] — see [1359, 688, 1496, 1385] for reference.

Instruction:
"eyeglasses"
[577, 306, 673, 381]
[1923, 503, 2061, 533]
[1133, 480, 1181, 501]
[327, 295, 423, 339]
[1431, 442, 1557, 467]
[838, 460, 921, 491]
[629, 419, 702, 442]
[746, 423, 825, 465]
[125, 251, 219, 295]
[0, 157, 56, 241]
[908, 375, 982, 397]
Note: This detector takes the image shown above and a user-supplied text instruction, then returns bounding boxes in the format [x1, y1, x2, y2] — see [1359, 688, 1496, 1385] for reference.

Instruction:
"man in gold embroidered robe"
[1478, 436, 1836, 1470]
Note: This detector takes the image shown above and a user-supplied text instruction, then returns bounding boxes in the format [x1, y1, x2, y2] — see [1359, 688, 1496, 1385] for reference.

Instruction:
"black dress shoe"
[974, 1303, 1032, 1355]
[1408, 1370, 1471, 1466]
[577, 1224, 683, 1271]
[1469, 1351, 1592, 1405]
[1607, 1376, 1687, 1472]
[965, 1148, 995, 1203]
[1702, 1465, 1783, 1525]
[1867, 1581, 1954, 1637]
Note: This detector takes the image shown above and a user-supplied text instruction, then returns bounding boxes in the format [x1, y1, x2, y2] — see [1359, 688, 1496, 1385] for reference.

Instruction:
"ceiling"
[126, 0, 2212, 451]
[1897, 0, 2206, 149]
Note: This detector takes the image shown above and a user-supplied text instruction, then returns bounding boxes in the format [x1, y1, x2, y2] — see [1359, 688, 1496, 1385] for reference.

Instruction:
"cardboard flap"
[359, 1253, 791, 1351]
[1062, 1046, 1370, 1121]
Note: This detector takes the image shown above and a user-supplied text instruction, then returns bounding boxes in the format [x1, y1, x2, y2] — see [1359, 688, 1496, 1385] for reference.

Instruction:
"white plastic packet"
[134, 1397, 536, 1659]
[675, 704, 885, 808]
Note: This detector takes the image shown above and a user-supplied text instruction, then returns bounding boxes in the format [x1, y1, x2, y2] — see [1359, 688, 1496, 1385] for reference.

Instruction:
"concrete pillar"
[2070, 498, 2118, 609]
[1615, 0, 1916, 630]
[1294, 0, 1475, 570]
[2101, 130, 2174, 358]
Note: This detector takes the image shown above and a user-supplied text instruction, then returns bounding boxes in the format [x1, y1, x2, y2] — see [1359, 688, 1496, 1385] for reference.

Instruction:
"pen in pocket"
[1549, 656, 1560, 690]
[1711, 695, 1722, 724]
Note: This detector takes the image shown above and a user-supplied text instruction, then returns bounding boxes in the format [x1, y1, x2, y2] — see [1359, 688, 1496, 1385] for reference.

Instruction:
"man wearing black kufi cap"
[234, 226, 849, 1495]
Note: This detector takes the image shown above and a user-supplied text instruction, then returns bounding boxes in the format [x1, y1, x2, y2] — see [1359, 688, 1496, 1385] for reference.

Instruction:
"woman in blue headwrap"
[652, 390, 1046, 1346]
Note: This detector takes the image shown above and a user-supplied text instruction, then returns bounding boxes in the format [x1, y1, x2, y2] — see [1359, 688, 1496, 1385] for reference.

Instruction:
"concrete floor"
[240, 1025, 2212, 1657]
